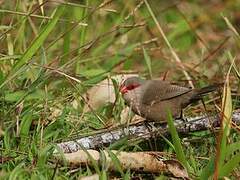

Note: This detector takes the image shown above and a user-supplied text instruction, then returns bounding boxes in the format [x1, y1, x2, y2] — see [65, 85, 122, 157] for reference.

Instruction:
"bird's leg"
[143, 120, 158, 151]
[144, 120, 154, 132]
[200, 97, 218, 138]
[176, 110, 188, 123]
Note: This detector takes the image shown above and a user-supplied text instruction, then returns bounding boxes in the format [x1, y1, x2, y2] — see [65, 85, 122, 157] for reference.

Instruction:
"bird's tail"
[192, 83, 222, 100]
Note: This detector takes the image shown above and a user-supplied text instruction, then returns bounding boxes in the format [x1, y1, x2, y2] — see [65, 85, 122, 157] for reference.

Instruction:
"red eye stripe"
[126, 84, 140, 90]
[120, 83, 140, 94]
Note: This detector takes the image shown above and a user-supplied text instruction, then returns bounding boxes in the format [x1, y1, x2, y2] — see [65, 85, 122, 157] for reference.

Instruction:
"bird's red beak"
[120, 84, 128, 94]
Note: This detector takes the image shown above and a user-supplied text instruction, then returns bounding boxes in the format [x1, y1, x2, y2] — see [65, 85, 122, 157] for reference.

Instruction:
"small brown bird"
[120, 77, 219, 122]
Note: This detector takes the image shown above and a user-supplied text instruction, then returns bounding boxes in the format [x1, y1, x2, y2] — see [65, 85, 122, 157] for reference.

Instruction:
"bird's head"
[120, 77, 144, 94]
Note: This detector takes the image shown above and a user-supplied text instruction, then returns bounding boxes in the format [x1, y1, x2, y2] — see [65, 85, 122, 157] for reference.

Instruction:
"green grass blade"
[9, 162, 25, 179]
[107, 150, 124, 177]
[99, 171, 107, 180]
[219, 68, 232, 166]
[220, 153, 240, 177]
[143, 47, 152, 78]
[13, 6, 64, 71]
[62, 12, 71, 64]
[225, 141, 240, 159]
[109, 137, 128, 150]
[19, 112, 33, 137]
[199, 156, 215, 180]
[166, 110, 190, 172]
[227, 52, 240, 80]
[214, 61, 233, 178]
[0, 5, 65, 88]
[37, 145, 54, 169]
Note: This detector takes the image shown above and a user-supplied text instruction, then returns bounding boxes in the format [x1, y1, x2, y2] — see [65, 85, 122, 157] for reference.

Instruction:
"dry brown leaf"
[165, 160, 188, 178]
[83, 74, 138, 112]
[120, 106, 144, 124]
[221, 72, 232, 135]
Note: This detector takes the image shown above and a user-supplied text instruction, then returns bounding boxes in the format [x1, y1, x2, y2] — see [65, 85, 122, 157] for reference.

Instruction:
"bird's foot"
[177, 117, 188, 123]
[144, 120, 155, 132]
[176, 111, 188, 124]
[176, 111, 188, 123]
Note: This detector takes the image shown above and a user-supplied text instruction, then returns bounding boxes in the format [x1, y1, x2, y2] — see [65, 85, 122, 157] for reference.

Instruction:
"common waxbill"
[120, 77, 219, 122]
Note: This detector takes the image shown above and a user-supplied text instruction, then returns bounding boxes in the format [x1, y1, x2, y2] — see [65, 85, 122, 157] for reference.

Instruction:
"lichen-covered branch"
[56, 110, 240, 153]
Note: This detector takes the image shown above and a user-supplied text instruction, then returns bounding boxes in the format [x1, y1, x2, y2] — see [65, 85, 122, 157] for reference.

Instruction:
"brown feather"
[141, 80, 191, 105]
[122, 77, 220, 122]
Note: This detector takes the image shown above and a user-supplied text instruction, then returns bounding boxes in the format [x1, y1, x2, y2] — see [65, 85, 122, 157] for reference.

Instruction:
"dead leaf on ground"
[82, 74, 138, 112]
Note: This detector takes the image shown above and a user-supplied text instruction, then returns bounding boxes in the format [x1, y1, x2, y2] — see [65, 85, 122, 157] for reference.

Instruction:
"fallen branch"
[57, 150, 188, 178]
[56, 109, 240, 153]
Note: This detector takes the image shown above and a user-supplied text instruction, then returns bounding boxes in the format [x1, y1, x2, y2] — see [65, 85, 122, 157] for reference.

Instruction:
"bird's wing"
[142, 80, 192, 105]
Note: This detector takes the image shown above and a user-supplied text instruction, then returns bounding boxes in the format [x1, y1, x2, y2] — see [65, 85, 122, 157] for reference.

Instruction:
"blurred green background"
[0, 0, 239, 179]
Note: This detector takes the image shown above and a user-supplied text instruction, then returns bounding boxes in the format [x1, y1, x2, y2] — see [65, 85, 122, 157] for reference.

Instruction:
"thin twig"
[0, 9, 88, 26]
[143, 0, 194, 88]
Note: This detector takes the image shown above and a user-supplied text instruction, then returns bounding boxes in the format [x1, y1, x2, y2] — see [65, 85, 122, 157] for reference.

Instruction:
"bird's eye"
[126, 84, 140, 90]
